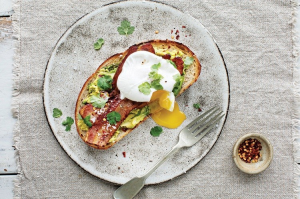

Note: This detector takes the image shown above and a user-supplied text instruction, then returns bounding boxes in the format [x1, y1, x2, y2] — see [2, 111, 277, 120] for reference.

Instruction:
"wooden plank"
[0, 17, 17, 174]
[0, 175, 17, 199]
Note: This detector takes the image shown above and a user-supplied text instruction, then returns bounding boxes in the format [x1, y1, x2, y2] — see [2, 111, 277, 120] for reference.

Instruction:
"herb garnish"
[53, 108, 62, 118]
[62, 117, 74, 131]
[117, 20, 135, 36]
[150, 126, 163, 137]
[83, 115, 92, 127]
[138, 82, 151, 95]
[94, 38, 104, 50]
[193, 103, 202, 112]
[172, 74, 184, 96]
[150, 79, 163, 90]
[107, 111, 121, 125]
[151, 63, 161, 71]
[97, 75, 112, 91]
[89, 95, 107, 108]
[183, 57, 194, 74]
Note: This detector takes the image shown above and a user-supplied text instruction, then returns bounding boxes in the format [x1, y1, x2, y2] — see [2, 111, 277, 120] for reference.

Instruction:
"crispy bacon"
[81, 42, 155, 148]
[172, 57, 184, 75]
[85, 95, 140, 147]
[162, 54, 171, 60]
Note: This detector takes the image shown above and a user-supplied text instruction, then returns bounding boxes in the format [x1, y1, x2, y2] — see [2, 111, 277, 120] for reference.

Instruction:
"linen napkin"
[13, 0, 299, 198]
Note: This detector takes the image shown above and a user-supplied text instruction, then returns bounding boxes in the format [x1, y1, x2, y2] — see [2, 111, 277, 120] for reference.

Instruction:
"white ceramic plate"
[43, 1, 229, 185]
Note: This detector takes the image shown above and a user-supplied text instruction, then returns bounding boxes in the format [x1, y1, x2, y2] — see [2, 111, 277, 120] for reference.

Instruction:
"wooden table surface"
[0, 1, 299, 198]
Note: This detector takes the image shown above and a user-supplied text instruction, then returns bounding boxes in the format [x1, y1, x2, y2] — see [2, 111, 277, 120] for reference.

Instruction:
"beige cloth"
[13, 0, 299, 198]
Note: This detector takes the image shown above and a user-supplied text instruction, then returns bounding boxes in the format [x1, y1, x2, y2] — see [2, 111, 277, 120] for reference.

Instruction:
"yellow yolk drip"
[150, 90, 186, 129]
[151, 102, 186, 129]
[150, 90, 172, 110]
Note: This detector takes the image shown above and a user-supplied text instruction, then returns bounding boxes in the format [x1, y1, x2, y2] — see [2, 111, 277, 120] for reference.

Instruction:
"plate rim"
[43, 0, 230, 185]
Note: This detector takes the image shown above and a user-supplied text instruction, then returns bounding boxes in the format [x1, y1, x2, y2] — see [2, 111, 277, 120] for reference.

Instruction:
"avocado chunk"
[120, 106, 150, 128]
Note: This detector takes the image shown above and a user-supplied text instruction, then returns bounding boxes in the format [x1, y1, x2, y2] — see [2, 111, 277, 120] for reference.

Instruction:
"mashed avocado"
[108, 106, 150, 143]
[154, 47, 184, 59]
[83, 63, 119, 104]
[98, 63, 119, 78]
[78, 119, 89, 131]
[120, 106, 150, 128]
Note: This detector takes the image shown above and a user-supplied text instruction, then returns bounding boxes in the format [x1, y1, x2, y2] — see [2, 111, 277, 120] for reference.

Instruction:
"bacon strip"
[172, 57, 184, 75]
[80, 43, 155, 148]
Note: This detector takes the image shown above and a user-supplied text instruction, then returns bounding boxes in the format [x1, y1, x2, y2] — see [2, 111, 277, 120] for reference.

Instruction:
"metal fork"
[113, 107, 224, 199]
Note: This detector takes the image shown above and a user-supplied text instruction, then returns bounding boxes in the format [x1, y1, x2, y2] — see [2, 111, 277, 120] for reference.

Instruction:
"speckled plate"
[43, 1, 229, 185]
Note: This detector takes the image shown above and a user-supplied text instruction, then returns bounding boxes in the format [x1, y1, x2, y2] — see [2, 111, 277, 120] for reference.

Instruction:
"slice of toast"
[75, 40, 201, 149]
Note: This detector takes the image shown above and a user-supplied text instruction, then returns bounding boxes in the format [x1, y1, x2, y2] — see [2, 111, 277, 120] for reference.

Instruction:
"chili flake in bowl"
[233, 133, 273, 174]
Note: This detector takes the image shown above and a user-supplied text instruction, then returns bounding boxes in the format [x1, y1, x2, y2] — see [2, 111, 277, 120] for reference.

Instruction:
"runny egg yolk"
[150, 90, 186, 129]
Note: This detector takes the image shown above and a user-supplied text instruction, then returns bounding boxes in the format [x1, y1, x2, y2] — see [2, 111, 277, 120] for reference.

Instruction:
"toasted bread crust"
[75, 40, 201, 149]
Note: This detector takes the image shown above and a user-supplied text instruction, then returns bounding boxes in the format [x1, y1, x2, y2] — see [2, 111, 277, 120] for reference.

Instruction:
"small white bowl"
[233, 133, 273, 174]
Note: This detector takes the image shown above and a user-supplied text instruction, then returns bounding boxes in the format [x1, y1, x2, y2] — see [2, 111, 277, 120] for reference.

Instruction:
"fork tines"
[187, 107, 224, 137]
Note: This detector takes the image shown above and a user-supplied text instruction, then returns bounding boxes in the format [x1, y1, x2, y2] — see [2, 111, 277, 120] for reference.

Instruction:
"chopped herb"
[94, 38, 104, 50]
[151, 63, 161, 71]
[107, 111, 121, 125]
[83, 115, 92, 127]
[78, 114, 83, 120]
[97, 75, 112, 91]
[151, 79, 163, 90]
[172, 74, 184, 96]
[193, 103, 202, 111]
[184, 57, 194, 66]
[149, 71, 163, 80]
[117, 19, 135, 36]
[150, 126, 163, 137]
[62, 117, 74, 131]
[183, 57, 194, 74]
[53, 108, 62, 118]
[138, 82, 151, 95]
[89, 95, 107, 108]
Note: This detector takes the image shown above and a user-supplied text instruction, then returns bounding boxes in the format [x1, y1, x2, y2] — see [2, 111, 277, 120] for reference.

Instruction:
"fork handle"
[113, 142, 184, 199]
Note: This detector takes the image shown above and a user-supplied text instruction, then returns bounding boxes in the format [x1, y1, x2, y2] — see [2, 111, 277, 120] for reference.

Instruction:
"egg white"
[117, 51, 180, 102]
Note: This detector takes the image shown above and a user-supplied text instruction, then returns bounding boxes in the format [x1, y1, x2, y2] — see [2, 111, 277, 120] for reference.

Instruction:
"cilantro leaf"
[183, 57, 194, 74]
[184, 57, 194, 66]
[193, 103, 201, 109]
[138, 82, 151, 95]
[150, 126, 163, 137]
[83, 115, 92, 127]
[151, 63, 161, 71]
[107, 111, 121, 125]
[62, 117, 74, 131]
[193, 103, 202, 111]
[97, 75, 112, 91]
[151, 79, 163, 90]
[117, 20, 135, 36]
[53, 108, 62, 118]
[172, 74, 184, 96]
[149, 71, 163, 80]
[89, 95, 107, 108]
[168, 60, 177, 68]
[94, 38, 104, 50]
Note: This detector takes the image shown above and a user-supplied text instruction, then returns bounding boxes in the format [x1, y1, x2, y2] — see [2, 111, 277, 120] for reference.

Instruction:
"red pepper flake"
[171, 30, 173, 34]
[182, 26, 186, 28]
[175, 30, 179, 35]
[122, 152, 126, 158]
[238, 138, 262, 163]
[176, 35, 180, 40]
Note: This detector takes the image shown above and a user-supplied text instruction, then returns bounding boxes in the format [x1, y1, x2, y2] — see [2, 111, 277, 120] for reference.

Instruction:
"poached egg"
[117, 51, 186, 128]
